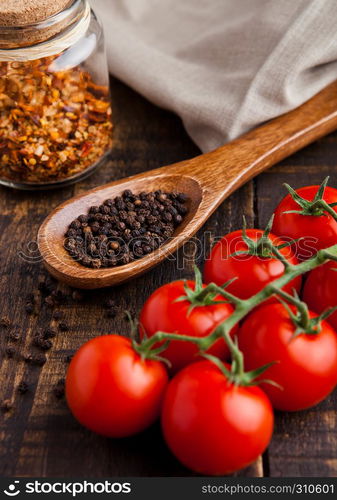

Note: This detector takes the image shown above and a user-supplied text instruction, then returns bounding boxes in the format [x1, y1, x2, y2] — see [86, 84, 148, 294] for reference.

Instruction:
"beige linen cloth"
[93, 0, 337, 152]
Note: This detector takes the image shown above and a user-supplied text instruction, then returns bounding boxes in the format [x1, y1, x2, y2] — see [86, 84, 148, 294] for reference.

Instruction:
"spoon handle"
[175, 79, 337, 199]
[38, 80, 337, 289]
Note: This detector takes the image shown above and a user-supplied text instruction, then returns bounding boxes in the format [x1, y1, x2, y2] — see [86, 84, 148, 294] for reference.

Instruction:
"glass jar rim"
[0, 0, 91, 59]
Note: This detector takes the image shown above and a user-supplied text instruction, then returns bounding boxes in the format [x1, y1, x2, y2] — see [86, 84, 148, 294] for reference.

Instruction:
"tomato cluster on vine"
[65, 178, 337, 476]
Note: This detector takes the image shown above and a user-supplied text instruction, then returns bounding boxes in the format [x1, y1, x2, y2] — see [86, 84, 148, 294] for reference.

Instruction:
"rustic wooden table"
[0, 76, 336, 478]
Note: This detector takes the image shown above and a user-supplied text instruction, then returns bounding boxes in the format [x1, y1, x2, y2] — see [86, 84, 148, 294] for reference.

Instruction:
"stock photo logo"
[4, 481, 20, 497]
[3, 480, 132, 497]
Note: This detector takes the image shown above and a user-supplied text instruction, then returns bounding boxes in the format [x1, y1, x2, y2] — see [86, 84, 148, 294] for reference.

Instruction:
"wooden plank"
[0, 76, 260, 477]
[3, 73, 335, 478]
[255, 136, 337, 477]
[0, 77, 192, 477]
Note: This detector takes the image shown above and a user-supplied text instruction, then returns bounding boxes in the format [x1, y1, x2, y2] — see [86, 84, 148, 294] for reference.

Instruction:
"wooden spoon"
[38, 81, 337, 289]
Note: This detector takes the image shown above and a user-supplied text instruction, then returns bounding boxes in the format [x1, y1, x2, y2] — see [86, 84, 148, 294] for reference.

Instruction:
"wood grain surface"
[0, 76, 336, 477]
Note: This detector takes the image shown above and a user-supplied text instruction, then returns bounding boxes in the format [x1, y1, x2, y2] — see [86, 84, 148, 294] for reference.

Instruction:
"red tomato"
[272, 185, 337, 259]
[161, 360, 273, 475]
[238, 303, 337, 411]
[303, 261, 337, 331]
[66, 335, 168, 437]
[203, 229, 301, 299]
[139, 280, 236, 373]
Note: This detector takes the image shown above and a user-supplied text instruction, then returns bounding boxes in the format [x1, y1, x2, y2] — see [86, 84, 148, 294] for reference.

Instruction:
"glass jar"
[0, 0, 113, 190]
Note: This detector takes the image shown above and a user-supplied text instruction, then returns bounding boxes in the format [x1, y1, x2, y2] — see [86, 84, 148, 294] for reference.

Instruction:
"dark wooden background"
[0, 76, 336, 478]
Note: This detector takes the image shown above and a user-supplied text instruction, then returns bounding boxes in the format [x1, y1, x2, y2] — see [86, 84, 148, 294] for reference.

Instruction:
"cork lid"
[0, 0, 88, 52]
[0, 0, 72, 26]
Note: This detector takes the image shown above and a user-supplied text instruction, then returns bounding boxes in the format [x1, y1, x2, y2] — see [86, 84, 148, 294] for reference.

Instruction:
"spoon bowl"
[38, 80, 337, 288]
[38, 170, 204, 288]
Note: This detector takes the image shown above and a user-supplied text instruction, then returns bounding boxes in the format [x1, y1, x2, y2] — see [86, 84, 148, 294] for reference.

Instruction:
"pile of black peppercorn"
[64, 189, 189, 268]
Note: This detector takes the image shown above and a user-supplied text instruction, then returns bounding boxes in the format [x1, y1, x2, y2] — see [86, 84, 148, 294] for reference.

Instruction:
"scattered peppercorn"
[0, 316, 11, 328]
[38, 280, 55, 295]
[2, 276, 125, 387]
[59, 322, 69, 332]
[5, 346, 15, 358]
[44, 295, 56, 307]
[7, 331, 20, 342]
[33, 337, 53, 351]
[26, 293, 35, 303]
[25, 303, 34, 315]
[44, 328, 57, 339]
[64, 189, 189, 268]
[49, 289, 70, 305]
[33, 330, 53, 351]
[17, 381, 29, 394]
[24, 354, 46, 366]
[52, 311, 63, 320]
[1, 400, 13, 413]
[53, 378, 65, 399]
[106, 306, 118, 318]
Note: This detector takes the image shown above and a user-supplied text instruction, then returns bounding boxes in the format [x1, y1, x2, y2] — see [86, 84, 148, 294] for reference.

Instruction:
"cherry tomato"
[238, 303, 337, 411]
[303, 261, 337, 331]
[161, 360, 274, 475]
[272, 185, 337, 259]
[139, 280, 237, 373]
[203, 229, 301, 299]
[66, 335, 168, 437]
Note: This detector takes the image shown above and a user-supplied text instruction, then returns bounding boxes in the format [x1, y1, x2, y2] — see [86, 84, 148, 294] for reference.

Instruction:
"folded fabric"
[93, 0, 337, 152]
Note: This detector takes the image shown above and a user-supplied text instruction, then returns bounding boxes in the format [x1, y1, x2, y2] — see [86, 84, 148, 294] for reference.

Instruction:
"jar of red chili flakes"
[0, 0, 113, 189]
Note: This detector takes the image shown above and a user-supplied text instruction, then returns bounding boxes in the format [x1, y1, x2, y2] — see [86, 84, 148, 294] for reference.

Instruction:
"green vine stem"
[283, 176, 337, 221]
[229, 215, 298, 261]
[270, 287, 312, 331]
[138, 244, 337, 360]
